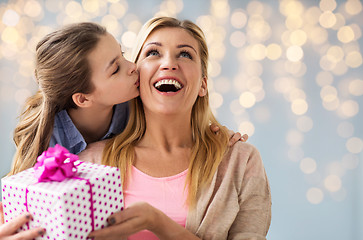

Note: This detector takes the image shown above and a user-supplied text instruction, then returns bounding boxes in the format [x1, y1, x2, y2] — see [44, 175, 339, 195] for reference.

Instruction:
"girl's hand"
[210, 124, 248, 146]
[228, 132, 248, 146]
[0, 202, 45, 240]
[88, 202, 199, 240]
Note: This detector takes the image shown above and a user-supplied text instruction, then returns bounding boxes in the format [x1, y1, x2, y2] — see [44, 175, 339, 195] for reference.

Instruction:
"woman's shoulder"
[222, 141, 264, 175]
[78, 140, 107, 164]
[227, 141, 261, 160]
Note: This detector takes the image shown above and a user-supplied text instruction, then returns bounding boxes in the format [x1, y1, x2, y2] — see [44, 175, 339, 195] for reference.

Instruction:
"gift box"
[1, 145, 124, 240]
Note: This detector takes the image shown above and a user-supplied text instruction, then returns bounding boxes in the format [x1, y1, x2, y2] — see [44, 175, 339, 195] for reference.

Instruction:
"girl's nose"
[128, 61, 137, 75]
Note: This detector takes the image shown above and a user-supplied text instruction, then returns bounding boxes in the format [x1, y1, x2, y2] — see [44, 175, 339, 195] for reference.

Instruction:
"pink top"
[124, 166, 189, 239]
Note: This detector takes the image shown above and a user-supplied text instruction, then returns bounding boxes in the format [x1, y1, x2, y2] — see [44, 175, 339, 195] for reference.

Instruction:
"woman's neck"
[137, 112, 194, 152]
[133, 111, 193, 177]
[68, 106, 114, 144]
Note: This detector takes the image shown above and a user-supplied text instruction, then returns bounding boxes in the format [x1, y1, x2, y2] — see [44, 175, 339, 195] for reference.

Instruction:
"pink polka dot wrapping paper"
[1, 161, 124, 240]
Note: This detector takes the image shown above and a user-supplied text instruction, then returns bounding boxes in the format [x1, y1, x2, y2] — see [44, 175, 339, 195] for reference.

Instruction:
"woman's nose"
[160, 55, 178, 70]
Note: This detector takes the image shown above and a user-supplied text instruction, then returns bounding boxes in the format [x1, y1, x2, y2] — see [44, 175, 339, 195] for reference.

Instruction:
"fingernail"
[108, 217, 116, 225]
[87, 234, 94, 239]
[38, 228, 46, 235]
[25, 213, 32, 220]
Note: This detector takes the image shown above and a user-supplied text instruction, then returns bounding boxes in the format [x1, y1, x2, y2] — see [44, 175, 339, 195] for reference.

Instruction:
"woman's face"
[136, 27, 207, 116]
[86, 33, 140, 107]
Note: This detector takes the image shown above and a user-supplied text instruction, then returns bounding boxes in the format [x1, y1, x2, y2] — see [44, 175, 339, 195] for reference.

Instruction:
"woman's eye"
[146, 49, 159, 57]
[113, 65, 120, 75]
[180, 51, 192, 59]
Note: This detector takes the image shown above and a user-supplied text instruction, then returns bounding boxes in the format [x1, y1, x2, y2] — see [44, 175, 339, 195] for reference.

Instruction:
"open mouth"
[154, 79, 183, 92]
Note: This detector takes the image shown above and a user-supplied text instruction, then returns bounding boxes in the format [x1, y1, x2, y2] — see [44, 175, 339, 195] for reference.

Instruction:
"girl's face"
[86, 33, 139, 108]
[136, 27, 207, 116]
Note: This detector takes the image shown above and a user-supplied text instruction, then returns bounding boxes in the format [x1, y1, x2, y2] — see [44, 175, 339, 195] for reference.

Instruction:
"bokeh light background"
[0, 0, 362, 239]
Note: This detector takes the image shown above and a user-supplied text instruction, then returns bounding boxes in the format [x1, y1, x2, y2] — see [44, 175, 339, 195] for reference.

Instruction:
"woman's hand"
[210, 124, 248, 146]
[0, 202, 45, 240]
[88, 202, 199, 240]
[88, 202, 157, 239]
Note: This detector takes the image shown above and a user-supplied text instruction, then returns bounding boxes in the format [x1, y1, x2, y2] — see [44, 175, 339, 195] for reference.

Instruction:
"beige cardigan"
[186, 142, 271, 240]
[79, 141, 271, 239]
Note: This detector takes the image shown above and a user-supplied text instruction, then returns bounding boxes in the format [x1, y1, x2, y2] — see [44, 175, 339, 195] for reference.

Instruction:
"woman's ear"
[72, 93, 92, 108]
[198, 77, 208, 97]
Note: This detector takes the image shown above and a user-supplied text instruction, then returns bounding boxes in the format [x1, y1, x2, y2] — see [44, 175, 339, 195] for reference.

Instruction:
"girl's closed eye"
[179, 50, 192, 59]
[112, 65, 119, 75]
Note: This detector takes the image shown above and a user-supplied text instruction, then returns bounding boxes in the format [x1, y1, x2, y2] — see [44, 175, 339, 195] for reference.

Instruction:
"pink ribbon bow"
[34, 144, 79, 182]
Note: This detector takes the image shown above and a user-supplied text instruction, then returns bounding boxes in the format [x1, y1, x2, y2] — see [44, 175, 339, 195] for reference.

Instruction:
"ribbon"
[72, 176, 95, 231]
[24, 145, 95, 232]
[34, 144, 79, 182]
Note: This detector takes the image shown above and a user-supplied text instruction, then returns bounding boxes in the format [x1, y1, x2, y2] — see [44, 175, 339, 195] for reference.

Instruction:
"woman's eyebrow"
[145, 42, 162, 47]
[177, 44, 197, 54]
[145, 42, 197, 54]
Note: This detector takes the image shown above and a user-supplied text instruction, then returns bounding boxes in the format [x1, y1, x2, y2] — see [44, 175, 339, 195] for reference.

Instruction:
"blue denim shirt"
[49, 102, 129, 154]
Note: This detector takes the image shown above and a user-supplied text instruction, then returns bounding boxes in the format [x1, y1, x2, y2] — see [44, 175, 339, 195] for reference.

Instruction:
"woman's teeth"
[154, 79, 182, 92]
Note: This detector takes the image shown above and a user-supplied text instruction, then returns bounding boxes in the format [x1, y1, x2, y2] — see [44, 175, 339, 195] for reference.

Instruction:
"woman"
[81, 17, 271, 240]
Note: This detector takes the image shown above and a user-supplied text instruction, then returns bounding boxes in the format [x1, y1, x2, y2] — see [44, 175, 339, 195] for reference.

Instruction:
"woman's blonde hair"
[10, 22, 107, 175]
[102, 17, 229, 206]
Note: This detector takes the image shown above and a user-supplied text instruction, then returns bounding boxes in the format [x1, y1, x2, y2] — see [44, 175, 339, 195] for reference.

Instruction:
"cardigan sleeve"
[186, 142, 271, 240]
[228, 144, 271, 240]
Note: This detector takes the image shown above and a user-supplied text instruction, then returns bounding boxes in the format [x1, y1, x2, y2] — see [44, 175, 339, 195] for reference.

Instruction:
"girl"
[10, 22, 138, 175]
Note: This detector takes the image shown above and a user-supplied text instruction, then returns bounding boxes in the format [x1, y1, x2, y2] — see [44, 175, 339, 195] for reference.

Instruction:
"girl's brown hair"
[10, 22, 107, 175]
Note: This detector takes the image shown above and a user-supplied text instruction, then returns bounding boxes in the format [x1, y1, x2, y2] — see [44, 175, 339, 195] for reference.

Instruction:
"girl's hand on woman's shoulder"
[228, 131, 248, 146]
[210, 123, 248, 146]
